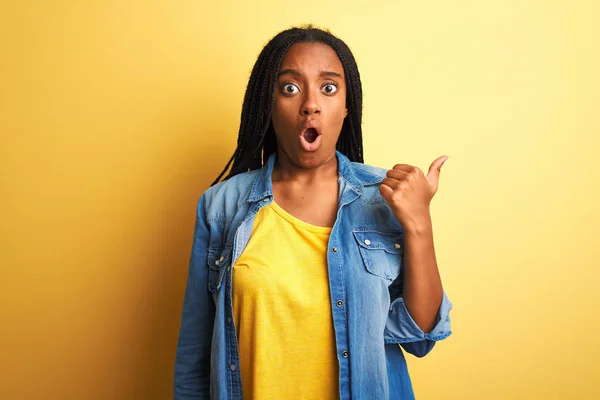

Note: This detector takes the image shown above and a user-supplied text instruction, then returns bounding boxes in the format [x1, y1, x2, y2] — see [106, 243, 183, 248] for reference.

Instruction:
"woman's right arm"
[174, 194, 215, 399]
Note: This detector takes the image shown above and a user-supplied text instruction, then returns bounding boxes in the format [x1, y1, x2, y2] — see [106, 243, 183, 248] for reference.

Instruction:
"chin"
[293, 152, 322, 168]
[277, 142, 337, 170]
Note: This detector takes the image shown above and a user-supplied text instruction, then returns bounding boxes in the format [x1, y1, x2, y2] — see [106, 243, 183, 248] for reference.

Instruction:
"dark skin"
[271, 42, 346, 227]
[270, 42, 444, 333]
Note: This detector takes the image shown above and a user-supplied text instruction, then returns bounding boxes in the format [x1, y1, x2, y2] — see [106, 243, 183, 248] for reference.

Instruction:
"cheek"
[272, 98, 295, 129]
[329, 96, 347, 124]
[270, 104, 284, 135]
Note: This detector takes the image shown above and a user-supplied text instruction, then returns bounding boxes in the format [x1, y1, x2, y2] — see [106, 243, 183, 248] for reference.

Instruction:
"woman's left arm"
[401, 216, 443, 332]
[380, 156, 449, 332]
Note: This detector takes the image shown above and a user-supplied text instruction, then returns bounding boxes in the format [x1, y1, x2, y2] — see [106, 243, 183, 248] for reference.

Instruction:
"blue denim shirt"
[174, 151, 453, 399]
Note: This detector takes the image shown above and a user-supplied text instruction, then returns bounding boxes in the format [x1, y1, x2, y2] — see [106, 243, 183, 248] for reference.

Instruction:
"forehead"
[278, 42, 343, 74]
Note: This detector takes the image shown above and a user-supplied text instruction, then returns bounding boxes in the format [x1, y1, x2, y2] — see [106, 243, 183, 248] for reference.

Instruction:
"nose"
[300, 88, 321, 116]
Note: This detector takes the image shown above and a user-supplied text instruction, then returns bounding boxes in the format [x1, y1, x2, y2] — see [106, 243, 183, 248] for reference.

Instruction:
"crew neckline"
[267, 201, 333, 234]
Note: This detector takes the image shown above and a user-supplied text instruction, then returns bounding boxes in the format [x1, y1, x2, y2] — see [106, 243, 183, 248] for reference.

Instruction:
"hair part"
[212, 24, 364, 185]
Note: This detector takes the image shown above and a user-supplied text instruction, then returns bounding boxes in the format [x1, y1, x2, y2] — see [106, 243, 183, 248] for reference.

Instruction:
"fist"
[379, 156, 448, 232]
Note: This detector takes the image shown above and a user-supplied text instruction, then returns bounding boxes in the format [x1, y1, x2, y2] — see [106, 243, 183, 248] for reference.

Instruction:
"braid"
[212, 25, 364, 185]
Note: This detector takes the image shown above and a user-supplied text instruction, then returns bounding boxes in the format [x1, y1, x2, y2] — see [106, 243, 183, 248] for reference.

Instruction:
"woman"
[174, 25, 453, 400]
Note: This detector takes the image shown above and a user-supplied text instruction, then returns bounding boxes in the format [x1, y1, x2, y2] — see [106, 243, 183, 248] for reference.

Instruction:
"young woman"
[174, 25, 453, 400]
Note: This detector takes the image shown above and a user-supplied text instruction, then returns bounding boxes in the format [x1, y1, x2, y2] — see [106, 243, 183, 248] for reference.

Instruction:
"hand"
[379, 156, 448, 234]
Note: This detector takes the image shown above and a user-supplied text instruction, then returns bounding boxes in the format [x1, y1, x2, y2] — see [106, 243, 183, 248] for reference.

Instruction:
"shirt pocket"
[353, 229, 404, 281]
[207, 246, 232, 294]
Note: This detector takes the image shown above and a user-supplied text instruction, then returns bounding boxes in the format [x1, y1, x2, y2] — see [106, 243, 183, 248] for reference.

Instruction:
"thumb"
[426, 155, 449, 188]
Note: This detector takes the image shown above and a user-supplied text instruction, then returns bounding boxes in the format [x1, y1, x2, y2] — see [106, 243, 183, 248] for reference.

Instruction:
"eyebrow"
[277, 69, 343, 79]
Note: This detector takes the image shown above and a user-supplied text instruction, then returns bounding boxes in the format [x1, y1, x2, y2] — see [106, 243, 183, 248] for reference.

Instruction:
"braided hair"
[212, 25, 364, 185]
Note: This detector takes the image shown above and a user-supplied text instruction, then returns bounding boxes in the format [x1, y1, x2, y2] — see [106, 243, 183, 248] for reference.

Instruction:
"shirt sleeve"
[384, 288, 453, 358]
[174, 194, 215, 398]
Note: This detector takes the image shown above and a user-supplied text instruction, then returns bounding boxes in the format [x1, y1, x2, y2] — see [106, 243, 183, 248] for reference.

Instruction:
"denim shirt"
[174, 151, 453, 400]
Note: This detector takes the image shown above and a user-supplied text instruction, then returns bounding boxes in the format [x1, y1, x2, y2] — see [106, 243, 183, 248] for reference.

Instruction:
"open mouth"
[302, 128, 319, 143]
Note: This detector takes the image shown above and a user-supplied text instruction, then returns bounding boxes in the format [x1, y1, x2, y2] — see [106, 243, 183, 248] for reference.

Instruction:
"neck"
[272, 149, 338, 184]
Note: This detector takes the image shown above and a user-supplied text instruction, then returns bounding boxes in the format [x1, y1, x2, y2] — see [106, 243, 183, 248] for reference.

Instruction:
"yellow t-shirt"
[232, 201, 339, 400]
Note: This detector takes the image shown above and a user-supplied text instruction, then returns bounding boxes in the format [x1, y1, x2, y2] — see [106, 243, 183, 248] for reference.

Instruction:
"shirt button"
[394, 243, 401, 249]
[230, 364, 237, 371]
[227, 317, 232, 324]
[336, 300, 344, 307]
[364, 239, 371, 246]
[332, 247, 338, 253]
[342, 350, 349, 358]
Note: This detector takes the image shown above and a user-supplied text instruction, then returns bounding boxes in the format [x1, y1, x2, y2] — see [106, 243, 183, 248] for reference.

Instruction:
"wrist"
[400, 212, 433, 236]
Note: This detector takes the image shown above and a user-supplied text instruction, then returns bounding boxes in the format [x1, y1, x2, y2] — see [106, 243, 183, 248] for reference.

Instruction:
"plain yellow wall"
[1, 1, 599, 399]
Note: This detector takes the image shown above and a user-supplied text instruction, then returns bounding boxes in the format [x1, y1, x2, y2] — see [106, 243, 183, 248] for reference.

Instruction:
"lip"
[298, 120, 322, 152]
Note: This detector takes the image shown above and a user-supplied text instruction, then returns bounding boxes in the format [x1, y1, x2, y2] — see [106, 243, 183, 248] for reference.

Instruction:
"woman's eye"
[323, 84, 338, 94]
[283, 84, 299, 94]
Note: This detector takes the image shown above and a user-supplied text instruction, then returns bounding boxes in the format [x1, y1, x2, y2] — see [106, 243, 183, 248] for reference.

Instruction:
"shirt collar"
[247, 150, 378, 203]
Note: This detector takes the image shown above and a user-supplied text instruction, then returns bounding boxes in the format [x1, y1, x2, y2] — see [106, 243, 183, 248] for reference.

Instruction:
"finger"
[381, 177, 404, 191]
[379, 183, 394, 201]
[386, 169, 410, 180]
[392, 164, 417, 173]
[426, 155, 449, 187]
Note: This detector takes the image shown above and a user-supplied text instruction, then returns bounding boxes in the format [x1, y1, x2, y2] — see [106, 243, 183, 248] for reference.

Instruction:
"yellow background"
[1, 1, 599, 399]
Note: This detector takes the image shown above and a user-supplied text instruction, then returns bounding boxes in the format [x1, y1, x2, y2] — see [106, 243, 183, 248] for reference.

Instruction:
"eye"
[322, 83, 338, 94]
[283, 84, 299, 94]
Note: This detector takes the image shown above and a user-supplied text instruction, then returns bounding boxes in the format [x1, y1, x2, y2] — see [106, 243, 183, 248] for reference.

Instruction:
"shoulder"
[350, 162, 388, 186]
[349, 162, 392, 205]
[199, 169, 262, 216]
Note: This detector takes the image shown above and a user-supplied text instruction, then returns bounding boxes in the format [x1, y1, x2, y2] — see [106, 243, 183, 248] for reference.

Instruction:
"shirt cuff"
[384, 290, 453, 343]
